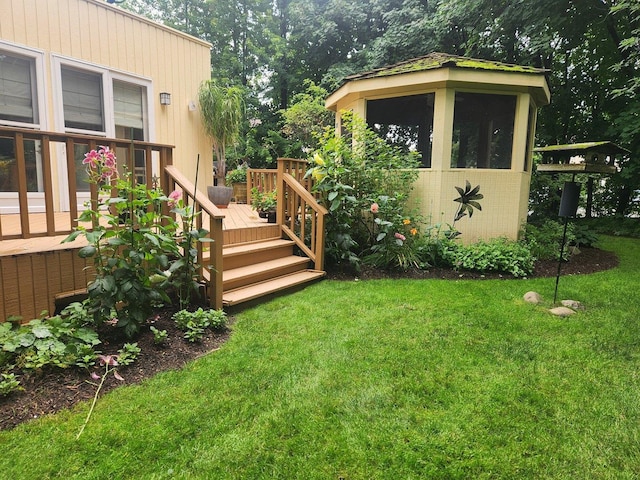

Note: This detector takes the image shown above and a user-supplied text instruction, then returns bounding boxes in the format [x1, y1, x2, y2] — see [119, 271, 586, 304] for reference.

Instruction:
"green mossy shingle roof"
[343, 52, 548, 82]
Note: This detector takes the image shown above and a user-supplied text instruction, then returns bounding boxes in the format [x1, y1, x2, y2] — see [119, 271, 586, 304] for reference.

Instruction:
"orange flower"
[410, 228, 418, 236]
[403, 219, 411, 225]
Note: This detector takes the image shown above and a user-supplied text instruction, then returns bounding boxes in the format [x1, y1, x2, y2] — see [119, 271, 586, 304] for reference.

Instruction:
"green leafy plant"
[0, 372, 22, 396]
[363, 195, 423, 270]
[250, 187, 277, 212]
[116, 343, 141, 367]
[173, 308, 227, 343]
[150, 326, 168, 345]
[0, 304, 101, 374]
[522, 220, 576, 261]
[225, 167, 247, 185]
[445, 238, 535, 278]
[64, 147, 210, 335]
[307, 110, 420, 268]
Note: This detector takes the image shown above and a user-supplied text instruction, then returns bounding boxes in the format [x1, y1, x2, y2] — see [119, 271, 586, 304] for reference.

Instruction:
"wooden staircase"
[209, 237, 325, 307]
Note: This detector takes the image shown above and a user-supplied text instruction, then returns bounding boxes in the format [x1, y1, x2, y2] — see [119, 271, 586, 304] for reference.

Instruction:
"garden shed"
[326, 53, 551, 242]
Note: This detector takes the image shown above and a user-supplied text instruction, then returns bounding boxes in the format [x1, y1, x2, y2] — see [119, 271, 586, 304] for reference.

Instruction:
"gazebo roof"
[342, 52, 548, 83]
[326, 52, 551, 111]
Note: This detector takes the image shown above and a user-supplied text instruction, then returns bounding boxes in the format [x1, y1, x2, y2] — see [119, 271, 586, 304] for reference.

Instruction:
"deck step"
[223, 255, 311, 290]
[223, 270, 326, 306]
[222, 238, 295, 270]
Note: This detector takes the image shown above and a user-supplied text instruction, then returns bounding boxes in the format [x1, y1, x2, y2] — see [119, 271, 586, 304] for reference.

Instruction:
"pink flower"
[394, 232, 406, 241]
[82, 150, 100, 168]
[97, 354, 118, 367]
[370, 203, 379, 214]
[168, 189, 182, 208]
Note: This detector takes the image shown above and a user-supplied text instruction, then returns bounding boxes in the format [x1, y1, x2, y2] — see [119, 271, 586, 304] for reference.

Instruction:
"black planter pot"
[266, 211, 277, 223]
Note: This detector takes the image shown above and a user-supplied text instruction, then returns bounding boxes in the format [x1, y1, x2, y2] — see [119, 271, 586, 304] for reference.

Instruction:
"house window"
[451, 92, 516, 169]
[61, 67, 105, 133]
[0, 51, 38, 125]
[113, 80, 148, 183]
[367, 94, 435, 168]
[0, 136, 42, 192]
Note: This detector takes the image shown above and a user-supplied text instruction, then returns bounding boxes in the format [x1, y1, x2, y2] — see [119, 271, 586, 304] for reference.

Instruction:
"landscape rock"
[561, 299, 584, 310]
[549, 306, 577, 317]
[524, 291, 543, 304]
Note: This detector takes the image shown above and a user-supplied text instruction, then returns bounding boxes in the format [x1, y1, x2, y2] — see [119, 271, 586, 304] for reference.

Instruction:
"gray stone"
[561, 299, 584, 310]
[549, 306, 577, 317]
[524, 291, 543, 304]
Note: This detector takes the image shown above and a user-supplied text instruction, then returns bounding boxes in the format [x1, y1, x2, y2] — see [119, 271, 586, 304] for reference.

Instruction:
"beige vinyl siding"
[0, 0, 213, 191]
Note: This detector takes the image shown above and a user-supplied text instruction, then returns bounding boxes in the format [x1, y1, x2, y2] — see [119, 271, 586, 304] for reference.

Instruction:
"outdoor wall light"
[159, 92, 171, 106]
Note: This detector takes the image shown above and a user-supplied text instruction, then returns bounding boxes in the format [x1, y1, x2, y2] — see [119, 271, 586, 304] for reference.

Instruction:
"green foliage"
[0, 303, 101, 378]
[0, 372, 21, 396]
[250, 187, 277, 212]
[445, 238, 536, 278]
[173, 308, 227, 343]
[522, 220, 576, 261]
[65, 149, 210, 334]
[116, 343, 141, 367]
[363, 195, 423, 271]
[308, 110, 420, 268]
[149, 326, 168, 345]
[198, 80, 245, 183]
[225, 167, 247, 185]
[577, 217, 640, 239]
[281, 80, 335, 152]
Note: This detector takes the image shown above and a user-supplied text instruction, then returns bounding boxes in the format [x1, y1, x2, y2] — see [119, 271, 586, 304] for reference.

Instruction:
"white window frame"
[51, 55, 156, 210]
[0, 40, 47, 129]
[0, 41, 47, 214]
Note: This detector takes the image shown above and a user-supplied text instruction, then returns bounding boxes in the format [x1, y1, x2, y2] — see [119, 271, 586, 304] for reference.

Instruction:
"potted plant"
[198, 80, 244, 207]
[226, 167, 248, 204]
[250, 187, 277, 223]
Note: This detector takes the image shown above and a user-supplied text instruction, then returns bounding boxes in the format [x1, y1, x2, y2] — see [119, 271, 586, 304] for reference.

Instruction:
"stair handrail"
[276, 158, 327, 271]
[163, 165, 225, 309]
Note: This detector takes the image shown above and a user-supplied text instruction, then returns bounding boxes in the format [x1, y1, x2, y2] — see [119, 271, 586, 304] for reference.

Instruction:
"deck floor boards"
[0, 203, 273, 256]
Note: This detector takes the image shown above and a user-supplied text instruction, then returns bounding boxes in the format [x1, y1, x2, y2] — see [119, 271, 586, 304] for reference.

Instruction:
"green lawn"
[2, 236, 640, 479]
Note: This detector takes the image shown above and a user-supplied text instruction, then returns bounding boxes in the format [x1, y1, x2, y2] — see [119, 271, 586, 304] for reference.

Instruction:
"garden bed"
[0, 247, 618, 431]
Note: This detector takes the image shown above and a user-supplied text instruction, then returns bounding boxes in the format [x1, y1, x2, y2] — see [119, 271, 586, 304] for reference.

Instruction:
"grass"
[2, 236, 640, 479]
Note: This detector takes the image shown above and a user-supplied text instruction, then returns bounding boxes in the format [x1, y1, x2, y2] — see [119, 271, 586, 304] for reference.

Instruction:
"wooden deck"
[0, 203, 278, 257]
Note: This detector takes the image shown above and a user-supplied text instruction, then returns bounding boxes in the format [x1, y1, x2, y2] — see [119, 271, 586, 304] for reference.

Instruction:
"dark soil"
[326, 247, 619, 281]
[0, 247, 618, 432]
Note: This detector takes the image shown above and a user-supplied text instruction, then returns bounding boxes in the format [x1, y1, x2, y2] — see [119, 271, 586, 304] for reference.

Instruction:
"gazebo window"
[451, 92, 516, 169]
[367, 94, 434, 168]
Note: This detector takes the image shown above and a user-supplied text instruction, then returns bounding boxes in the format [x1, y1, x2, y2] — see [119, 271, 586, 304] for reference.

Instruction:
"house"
[326, 53, 551, 242]
[0, 0, 326, 322]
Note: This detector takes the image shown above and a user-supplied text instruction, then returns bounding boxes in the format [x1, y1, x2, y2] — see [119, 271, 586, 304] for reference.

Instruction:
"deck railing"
[163, 165, 225, 309]
[276, 158, 327, 271]
[0, 126, 174, 241]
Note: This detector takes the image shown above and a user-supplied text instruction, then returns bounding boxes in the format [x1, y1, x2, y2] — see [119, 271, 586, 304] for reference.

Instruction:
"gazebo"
[326, 53, 551, 241]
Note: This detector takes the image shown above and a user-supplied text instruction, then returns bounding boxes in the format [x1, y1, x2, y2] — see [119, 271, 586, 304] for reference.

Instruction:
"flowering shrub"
[364, 195, 423, 270]
[307, 111, 420, 268]
[64, 148, 208, 337]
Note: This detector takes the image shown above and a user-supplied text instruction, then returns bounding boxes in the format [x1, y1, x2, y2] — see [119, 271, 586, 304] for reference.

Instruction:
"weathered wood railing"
[246, 168, 277, 206]
[163, 165, 225, 309]
[277, 158, 327, 271]
[0, 126, 174, 240]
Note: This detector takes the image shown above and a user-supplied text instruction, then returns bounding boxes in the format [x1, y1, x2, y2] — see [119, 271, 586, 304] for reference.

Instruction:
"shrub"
[64, 148, 209, 337]
[363, 195, 423, 270]
[446, 238, 535, 278]
[522, 220, 575, 261]
[173, 308, 227, 343]
[308, 110, 420, 268]
[0, 303, 101, 387]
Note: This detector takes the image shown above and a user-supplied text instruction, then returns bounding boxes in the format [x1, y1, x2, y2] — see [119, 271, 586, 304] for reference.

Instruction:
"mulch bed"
[0, 247, 619, 432]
